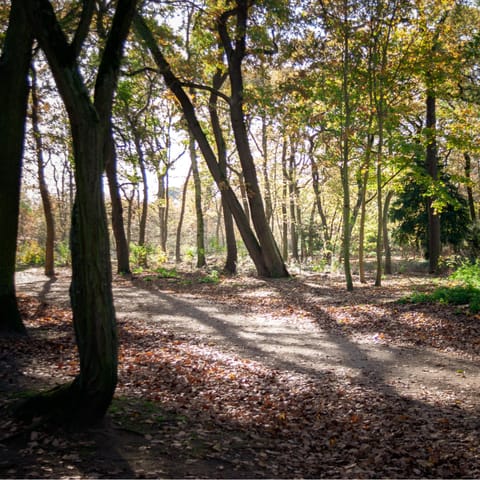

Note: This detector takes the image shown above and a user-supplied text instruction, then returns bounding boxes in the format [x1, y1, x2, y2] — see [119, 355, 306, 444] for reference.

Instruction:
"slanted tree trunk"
[19, 0, 136, 425]
[311, 151, 332, 265]
[0, 0, 32, 335]
[31, 62, 55, 277]
[133, 13, 286, 278]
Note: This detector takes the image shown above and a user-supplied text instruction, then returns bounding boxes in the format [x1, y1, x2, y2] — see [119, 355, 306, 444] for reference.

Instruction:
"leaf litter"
[1, 270, 479, 478]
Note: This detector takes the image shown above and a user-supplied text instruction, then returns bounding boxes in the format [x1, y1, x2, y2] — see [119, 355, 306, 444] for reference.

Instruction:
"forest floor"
[1, 266, 479, 478]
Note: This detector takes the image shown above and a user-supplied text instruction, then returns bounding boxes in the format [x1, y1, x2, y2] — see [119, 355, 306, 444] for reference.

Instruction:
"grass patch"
[402, 262, 480, 313]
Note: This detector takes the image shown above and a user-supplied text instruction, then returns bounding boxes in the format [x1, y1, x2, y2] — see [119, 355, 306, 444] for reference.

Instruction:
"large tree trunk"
[31, 63, 56, 277]
[0, 0, 32, 335]
[19, 0, 136, 425]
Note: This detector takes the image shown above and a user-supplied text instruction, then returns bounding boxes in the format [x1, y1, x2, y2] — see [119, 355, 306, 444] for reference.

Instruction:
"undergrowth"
[402, 262, 480, 313]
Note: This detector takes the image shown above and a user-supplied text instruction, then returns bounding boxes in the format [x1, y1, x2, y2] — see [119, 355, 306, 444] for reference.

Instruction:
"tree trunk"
[133, 13, 282, 277]
[31, 62, 56, 277]
[311, 154, 332, 265]
[425, 91, 441, 274]
[217, 2, 288, 278]
[157, 171, 168, 253]
[358, 134, 373, 283]
[208, 69, 237, 274]
[0, 0, 32, 335]
[341, 16, 353, 291]
[189, 132, 206, 268]
[374, 116, 384, 287]
[281, 141, 289, 261]
[287, 145, 299, 261]
[175, 167, 192, 263]
[133, 133, 148, 248]
[18, 0, 136, 425]
[261, 113, 273, 226]
[105, 122, 131, 274]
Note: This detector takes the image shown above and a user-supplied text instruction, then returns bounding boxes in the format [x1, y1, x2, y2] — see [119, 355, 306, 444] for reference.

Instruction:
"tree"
[18, 0, 137, 425]
[0, 0, 32, 335]
[30, 60, 56, 277]
[390, 158, 470, 258]
[134, 12, 289, 278]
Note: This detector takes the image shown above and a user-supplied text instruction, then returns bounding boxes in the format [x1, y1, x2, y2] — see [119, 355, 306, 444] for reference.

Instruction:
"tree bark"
[20, 0, 136, 425]
[31, 62, 56, 277]
[0, 0, 32, 335]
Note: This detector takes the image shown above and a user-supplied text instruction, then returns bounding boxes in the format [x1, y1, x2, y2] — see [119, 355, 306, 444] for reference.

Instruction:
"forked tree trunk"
[217, 2, 288, 278]
[133, 13, 283, 278]
[0, 0, 32, 335]
[18, 0, 136, 425]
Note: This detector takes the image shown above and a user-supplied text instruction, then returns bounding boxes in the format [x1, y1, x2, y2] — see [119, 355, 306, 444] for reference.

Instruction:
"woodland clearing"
[0, 267, 479, 478]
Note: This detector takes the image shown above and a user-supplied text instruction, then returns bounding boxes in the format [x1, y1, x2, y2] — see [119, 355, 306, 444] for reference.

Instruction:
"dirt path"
[15, 268, 480, 408]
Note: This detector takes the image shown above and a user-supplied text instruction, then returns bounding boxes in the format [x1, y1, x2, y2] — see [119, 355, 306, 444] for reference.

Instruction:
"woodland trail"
[15, 267, 480, 408]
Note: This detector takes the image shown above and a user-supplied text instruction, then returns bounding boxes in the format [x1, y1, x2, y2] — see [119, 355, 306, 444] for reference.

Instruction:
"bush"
[403, 261, 480, 313]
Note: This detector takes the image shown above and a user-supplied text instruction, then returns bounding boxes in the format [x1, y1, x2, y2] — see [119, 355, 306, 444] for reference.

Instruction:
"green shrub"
[155, 267, 178, 278]
[402, 262, 480, 313]
[199, 269, 220, 284]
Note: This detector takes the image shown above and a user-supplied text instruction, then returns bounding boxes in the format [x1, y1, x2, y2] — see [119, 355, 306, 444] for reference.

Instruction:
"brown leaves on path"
[1, 272, 479, 478]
